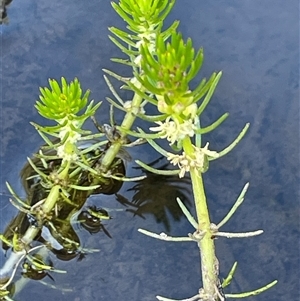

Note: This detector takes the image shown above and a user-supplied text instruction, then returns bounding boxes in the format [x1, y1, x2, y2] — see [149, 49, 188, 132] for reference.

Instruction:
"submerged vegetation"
[0, 0, 277, 300]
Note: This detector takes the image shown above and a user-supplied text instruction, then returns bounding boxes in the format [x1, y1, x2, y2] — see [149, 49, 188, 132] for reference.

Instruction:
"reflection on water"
[0, 137, 128, 298]
[0, 0, 13, 24]
[1, 148, 194, 300]
[116, 158, 191, 232]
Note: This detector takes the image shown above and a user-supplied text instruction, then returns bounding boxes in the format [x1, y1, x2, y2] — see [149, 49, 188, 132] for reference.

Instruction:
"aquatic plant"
[0, 0, 277, 300]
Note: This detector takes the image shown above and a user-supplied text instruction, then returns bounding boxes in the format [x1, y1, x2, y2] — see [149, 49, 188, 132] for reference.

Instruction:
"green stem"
[41, 185, 60, 213]
[99, 91, 143, 172]
[183, 137, 218, 298]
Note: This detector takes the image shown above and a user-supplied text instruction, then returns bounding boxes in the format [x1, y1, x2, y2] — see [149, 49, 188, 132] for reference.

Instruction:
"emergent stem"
[190, 169, 218, 297]
[99, 92, 143, 172]
[183, 138, 218, 299]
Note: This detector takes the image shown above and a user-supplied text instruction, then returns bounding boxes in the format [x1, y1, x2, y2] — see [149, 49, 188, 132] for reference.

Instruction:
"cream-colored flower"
[167, 143, 219, 177]
[57, 146, 78, 162]
[149, 117, 197, 145]
[57, 141, 78, 162]
[198, 142, 219, 158]
[58, 119, 81, 145]
[167, 152, 192, 178]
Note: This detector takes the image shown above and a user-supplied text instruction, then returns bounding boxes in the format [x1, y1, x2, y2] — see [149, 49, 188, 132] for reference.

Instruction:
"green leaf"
[108, 35, 138, 56]
[186, 48, 204, 82]
[197, 72, 222, 115]
[213, 123, 250, 159]
[196, 113, 229, 134]
[49, 79, 62, 96]
[109, 27, 137, 48]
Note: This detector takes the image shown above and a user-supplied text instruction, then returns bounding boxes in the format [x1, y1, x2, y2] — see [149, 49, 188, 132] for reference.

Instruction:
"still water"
[0, 0, 299, 300]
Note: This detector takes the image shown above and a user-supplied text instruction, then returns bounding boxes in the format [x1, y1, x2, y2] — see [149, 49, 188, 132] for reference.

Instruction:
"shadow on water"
[116, 157, 192, 233]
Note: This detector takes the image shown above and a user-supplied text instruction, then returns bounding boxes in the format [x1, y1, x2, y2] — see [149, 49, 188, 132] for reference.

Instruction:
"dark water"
[0, 1, 299, 301]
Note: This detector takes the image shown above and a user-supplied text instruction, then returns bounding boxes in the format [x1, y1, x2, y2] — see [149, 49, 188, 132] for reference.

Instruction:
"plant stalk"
[190, 169, 218, 298]
[183, 137, 218, 298]
[99, 92, 143, 172]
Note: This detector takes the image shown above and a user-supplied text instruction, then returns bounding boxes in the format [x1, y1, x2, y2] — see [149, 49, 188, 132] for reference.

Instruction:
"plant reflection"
[78, 206, 112, 238]
[116, 157, 192, 232]
[0, 154, 191, 297]
[0, 142, 126, 297]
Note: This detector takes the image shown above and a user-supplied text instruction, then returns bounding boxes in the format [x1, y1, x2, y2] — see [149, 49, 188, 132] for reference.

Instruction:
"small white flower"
[57, 141, 78, 162]
[167, 152, 192, 178]
[58, 120, 81, 144]
[57, 145, 78, 162]
[198, 142, 219, 158]
[149, 117, 197, 145]
[179, 119, 197, 138]
[167, 143, 219, 177]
